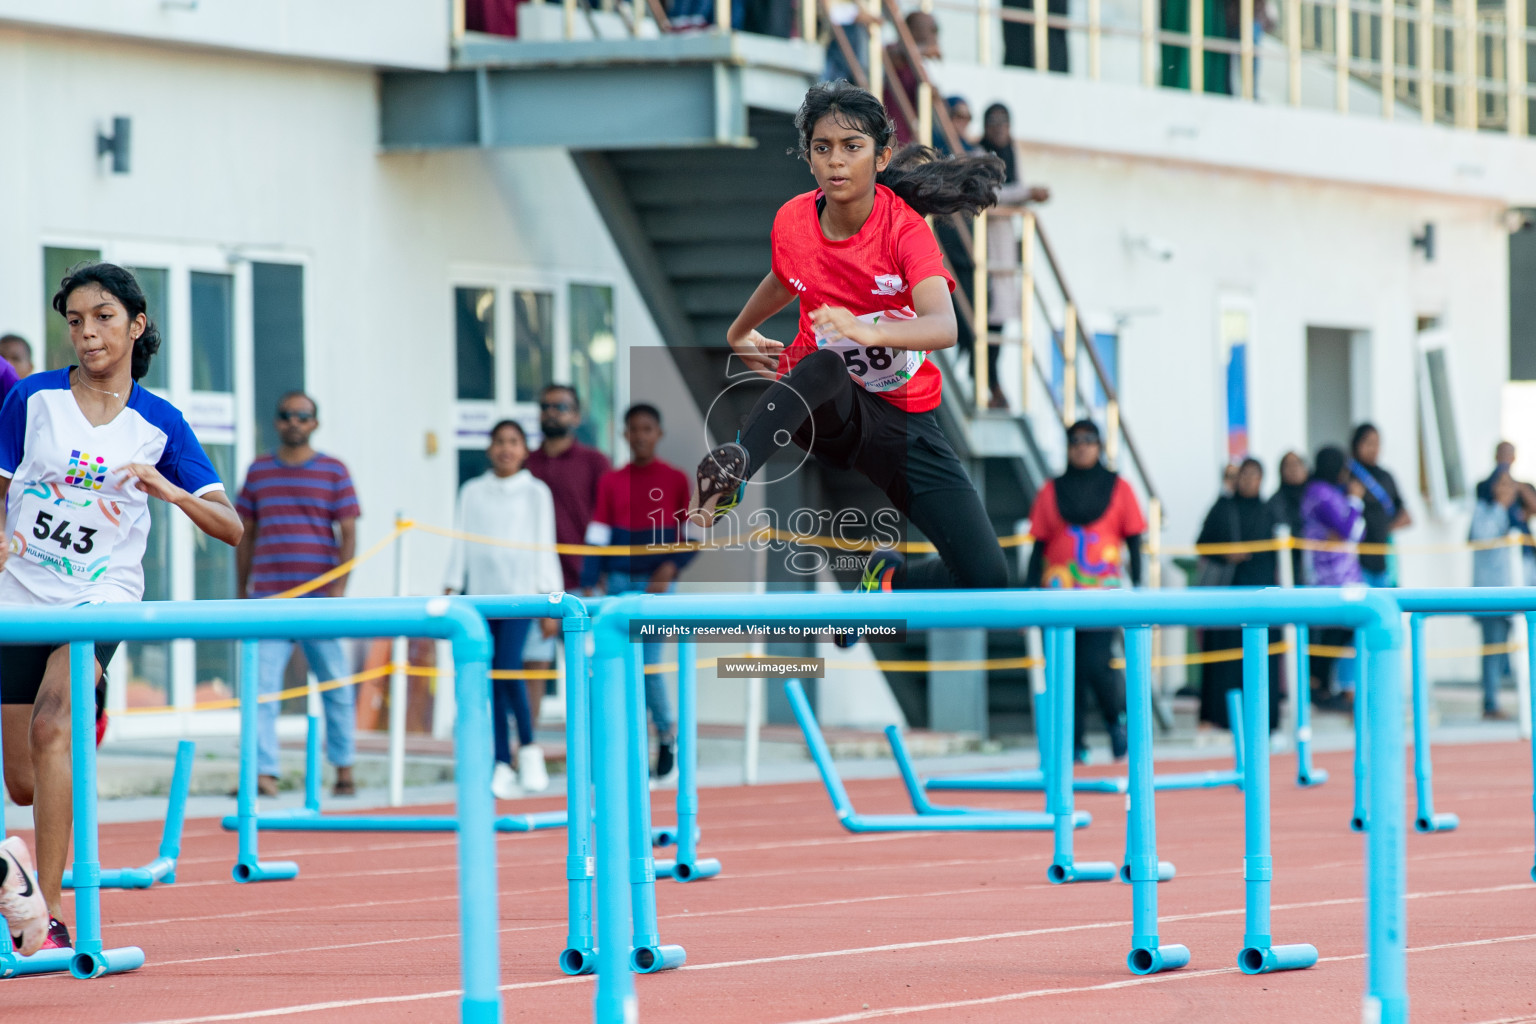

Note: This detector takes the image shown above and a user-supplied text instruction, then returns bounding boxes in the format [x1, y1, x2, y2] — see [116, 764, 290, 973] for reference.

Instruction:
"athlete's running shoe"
[0, 837, 49, 956]
[40, 917, 72, 951]
[689, 442, 748, 526]
[833, 548, 903, 649]
[491, 762, 523, 801]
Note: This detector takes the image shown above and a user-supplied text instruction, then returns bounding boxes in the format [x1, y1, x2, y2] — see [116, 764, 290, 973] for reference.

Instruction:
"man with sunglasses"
[523, 384, 610, 720]
[235, 391, 361, 797]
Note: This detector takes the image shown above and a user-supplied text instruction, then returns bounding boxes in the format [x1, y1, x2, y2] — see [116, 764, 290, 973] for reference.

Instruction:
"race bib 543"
[8, 482, 121, 580]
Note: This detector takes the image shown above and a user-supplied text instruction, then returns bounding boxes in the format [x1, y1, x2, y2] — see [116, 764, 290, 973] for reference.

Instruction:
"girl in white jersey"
[0, 263, 242, 953]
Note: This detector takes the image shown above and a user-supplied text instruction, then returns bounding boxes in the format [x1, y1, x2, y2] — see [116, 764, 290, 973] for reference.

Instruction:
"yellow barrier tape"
[264, 524, 410, 600]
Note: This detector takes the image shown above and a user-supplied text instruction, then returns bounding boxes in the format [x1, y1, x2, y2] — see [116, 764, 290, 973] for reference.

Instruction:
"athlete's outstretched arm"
[726, 273, 797, 378]
[811, 275, 956, 352]
[117, 463, 244, 546]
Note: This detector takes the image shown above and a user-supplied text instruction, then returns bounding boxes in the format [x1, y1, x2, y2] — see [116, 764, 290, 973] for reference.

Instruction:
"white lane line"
[771, 929, 1536, 1023]
[114, 976, 586, 1024]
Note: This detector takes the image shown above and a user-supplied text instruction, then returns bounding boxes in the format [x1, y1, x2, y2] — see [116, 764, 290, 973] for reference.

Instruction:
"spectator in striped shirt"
[236, 391, 362, 797]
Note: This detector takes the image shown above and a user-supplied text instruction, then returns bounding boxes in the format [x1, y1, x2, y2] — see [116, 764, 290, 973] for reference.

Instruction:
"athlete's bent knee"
[29, 704, 69, 755]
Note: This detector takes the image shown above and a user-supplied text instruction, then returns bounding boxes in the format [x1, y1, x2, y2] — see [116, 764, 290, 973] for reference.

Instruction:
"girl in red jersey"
[690, 81, 1009, 596]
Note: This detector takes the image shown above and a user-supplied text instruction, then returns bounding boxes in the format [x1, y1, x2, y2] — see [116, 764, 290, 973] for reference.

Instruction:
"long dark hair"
[51, 262, 161, 381]
[1312, 445, 1348, 488]
[793, 81, 1004, 217]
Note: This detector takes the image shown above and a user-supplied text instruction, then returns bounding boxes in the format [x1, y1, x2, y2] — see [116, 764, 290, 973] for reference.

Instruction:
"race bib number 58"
[8, 483, 120, 580]
[815, 310, 927, 394]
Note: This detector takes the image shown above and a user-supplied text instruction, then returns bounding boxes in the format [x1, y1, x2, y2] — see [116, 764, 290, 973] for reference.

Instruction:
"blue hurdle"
[785, 678, 1088, 831]
[0, 597, 502, 1021]
[0, 699, 77, 978]
[1292, 625, 1330, 787]
[586, 588, 1409, 1024]
[654, 641, 721, 883]
[1389, 589, 1536, 870]
[63, 739, 195, 890]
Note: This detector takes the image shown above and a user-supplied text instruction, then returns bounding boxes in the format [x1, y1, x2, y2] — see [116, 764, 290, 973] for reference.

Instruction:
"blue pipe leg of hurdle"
[559, 614, 597, 975]
[1046, 627, 1116, 884]
[1352, 629, 1369, 832]
[1119, 628, 1178, 886]
[624, 643, 685, 973]
[886, 725, 1079, 826]
[1527, 614, 1536, 884]
[232, 640, 299, 883]
[67, 642, 145, 979]
[304, 710, 322, 814]
[64, 739, 196, 890]
[655, 641, 722, 883]
[1237, 628, 1317, 976]
[1410, 615, 1458, 833]
[1364, 613, 1409, 1022]
[1123, 626, 1189, 974]
[1293, 626, 1329, 788]
[592, 617, 638, 1023]
[0, 680, 74, 979]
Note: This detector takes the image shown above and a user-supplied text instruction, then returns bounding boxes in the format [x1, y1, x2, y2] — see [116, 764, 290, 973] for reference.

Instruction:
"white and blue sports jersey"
[0, 368, 225, 605]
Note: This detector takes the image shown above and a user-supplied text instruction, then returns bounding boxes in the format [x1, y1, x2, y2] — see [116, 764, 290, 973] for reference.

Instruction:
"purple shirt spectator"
[1300, 479, 1364, 587]
[236, 452, 361, 597]
[527, 440, 611, 591]
[0, 358, 17, 408]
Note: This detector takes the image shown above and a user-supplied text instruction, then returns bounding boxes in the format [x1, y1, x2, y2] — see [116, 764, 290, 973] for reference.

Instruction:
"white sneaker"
[491, 762, 523, 801]
[0, 836, 48, 956]
[517, 745, 549, 793]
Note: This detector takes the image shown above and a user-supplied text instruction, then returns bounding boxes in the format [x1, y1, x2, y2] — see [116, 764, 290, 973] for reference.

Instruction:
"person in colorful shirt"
[582, 403, 696, 780]
[1, 262, 242, 952]
[1024, 419, 1146, 761]
[236, 391, 361, 797]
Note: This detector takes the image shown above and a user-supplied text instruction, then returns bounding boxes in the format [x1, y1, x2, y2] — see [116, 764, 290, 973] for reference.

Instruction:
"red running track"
[5, 741, 1536, 1023]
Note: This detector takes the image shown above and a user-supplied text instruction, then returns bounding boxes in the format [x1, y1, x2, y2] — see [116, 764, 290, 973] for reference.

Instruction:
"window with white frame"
[451, 271, 617, 484]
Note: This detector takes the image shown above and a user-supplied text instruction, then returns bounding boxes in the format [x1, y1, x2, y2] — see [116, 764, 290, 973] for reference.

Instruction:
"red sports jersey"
[770, 185, 954, 413]
[1028, 478, 1147, 589]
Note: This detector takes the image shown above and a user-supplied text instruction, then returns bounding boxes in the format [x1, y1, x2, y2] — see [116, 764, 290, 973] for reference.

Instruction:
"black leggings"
[738, 349, 1008, 590]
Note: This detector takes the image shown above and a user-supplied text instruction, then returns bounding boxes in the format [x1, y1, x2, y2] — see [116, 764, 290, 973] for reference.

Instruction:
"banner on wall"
[1221, 304, 1252, 462]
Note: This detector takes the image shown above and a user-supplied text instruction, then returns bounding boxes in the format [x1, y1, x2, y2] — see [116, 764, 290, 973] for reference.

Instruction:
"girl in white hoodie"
[443, 420, 562, 799]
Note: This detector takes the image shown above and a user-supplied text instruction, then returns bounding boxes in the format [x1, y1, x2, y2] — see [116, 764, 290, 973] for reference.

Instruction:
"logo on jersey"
[65, 450, 107, 491]
[871, 274, 904, 296]
[787, 277, 807, 293]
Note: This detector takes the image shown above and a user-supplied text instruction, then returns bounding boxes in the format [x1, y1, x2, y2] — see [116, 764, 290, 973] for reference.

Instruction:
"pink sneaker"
[0, 836, 48, 956]
[39, 917, 71, 951]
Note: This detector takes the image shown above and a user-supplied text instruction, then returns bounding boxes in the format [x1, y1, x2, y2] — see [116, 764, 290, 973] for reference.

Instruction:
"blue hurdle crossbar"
[63, 739, 195, 890]
[586, 588, 1408, 1024]
[0, 597, 500, 1021]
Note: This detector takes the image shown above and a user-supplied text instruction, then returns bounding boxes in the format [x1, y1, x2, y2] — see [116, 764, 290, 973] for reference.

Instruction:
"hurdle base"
[654, 857, 722, 882]
[496, 811, 568, 833]
[1118, 860, 1176, 884]
[1349, 814, 1367, 833]
[1296, 767, 1329, 788]
[925, 772, 1127, 794]
[1414, 812, 1459, 833]
[1126, 943, 1190, 975]
[232, 859, 300, 883]
[221, 812, 568, 833]
[69, 946, 145, 979]
[630, 943, 686, 973]
[559, 945, 596, 976]
[0, 948, 75, 978]
[1238, 942, 1318, 974]
[64, 855, 177, 891]
[1047, 860, 1118, 884]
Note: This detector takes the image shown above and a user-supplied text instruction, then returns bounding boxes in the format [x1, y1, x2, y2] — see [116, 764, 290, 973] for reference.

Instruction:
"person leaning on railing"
[0, 262, 243, 954]
[1192, 457, 1283, 737]
[1467, 470, 1536, 721]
